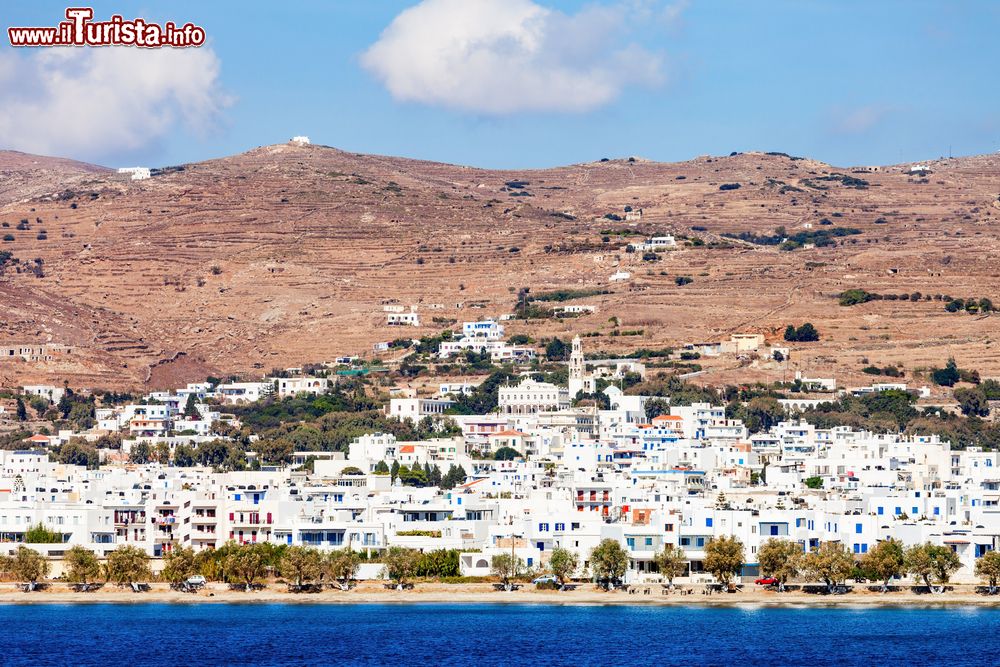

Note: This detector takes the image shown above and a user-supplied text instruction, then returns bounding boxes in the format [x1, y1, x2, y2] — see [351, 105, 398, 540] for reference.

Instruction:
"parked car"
[532, 575, 558, 585]
[186, 575, 207, 586]
[755, 577, 778, 586]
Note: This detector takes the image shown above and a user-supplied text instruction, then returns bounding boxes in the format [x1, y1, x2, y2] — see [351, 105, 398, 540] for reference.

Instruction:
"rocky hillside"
[1, 143, 999, 390]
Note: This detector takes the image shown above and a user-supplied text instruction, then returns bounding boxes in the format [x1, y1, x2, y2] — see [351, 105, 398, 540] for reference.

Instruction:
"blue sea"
[1, 603, 998, 666]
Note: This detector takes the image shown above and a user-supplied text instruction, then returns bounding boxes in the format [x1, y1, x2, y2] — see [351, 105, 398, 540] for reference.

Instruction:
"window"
[696, 537, 705, 547]
[555, 523, 565, 531]
[706, 518, 713, 528]
[665, 523, 674, 532]
[538, 523, 549, 532]
[855, 523, 863, 534]
[626, 538, 635, 548]
[680, 537, 691, 546]
[877, 507, 884, 515]
[645, 537, 653, 547]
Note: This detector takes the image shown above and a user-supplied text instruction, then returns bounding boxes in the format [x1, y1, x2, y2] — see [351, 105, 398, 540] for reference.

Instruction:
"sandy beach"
[2, 581, 1000, 606]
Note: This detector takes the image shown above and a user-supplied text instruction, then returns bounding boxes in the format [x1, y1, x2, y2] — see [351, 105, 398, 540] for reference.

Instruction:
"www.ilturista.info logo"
[8, 7, 205, 48]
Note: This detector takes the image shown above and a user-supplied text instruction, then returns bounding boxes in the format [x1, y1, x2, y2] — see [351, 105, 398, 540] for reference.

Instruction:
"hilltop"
[1, 143, 1000, 390]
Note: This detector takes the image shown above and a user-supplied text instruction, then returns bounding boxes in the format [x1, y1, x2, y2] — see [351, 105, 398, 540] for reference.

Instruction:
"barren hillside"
[2, 143, 999, 390]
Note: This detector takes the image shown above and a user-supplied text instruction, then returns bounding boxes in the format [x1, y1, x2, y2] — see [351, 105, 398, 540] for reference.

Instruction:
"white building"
[275, 377, 330, 398]
[117, 167, 150, 181]
[568, 335, 596, 398]
[498, 379, 570, 416]
[22, 385, 66, 404]
[387, 312, 420, 327]
[216, 382, 273, 404]
[388, 397, 455, 420]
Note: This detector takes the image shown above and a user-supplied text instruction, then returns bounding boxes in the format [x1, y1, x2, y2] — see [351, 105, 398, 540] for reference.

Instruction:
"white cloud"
[830, 105, 892, 135]
[360, 0, 668, 114]
[0, 46, 231, 160]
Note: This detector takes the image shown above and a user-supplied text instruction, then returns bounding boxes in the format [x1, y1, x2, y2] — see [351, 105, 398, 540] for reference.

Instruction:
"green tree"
[905, 543, 961, 593]
[796, 323, 820, 342]
[739, 397, 786, 433]
[545, 337, 568, 361]
[390, 460, 400, 484]
[183, 393, 200, 418]
[860, 538, 905, 593]
[931, 358, 961, 387]
[804, 476, 823, 489]
[757, 538, 800, 591]
[24, 522, 63, 544]
[803, 542, 854, 593]
[280, 546, 323, 590]
[55, 438, 99, 468]
[224, 542, 268, 592]
[326, 549, 361, 590]
[172, 443, 197, 467]
[644, 398, 670, 420]
[491, 552, 525, 591]
[161, 545, 196, 585]
[64, 545, 102, 587]
[493, 446, 522, 461]
[256, 438, 293, 465]
[954, 387, 990, 417]
[704, 535, 745, 587]
[373, 460, 390, 475]
[381, 546, 421, 589]
[548, 547, 580, 588]
[589, 538, 629, 590]
[130, 441, 151, 464]
[654, 544, 687, 588]
[15, 397, 27, 421]
[11, 546, 49, 591]
[105, 545, 152, 589]
[975, 551, 1000, 594]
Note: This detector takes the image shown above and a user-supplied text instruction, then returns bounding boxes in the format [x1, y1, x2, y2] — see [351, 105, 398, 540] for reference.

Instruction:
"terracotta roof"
[399, 445, 415, 453]
[652, 415, 682, 421]
[493, 430, 526, 437]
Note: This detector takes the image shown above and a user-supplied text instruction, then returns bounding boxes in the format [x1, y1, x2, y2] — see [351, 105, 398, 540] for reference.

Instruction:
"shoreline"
[3, 582, 1000, 607]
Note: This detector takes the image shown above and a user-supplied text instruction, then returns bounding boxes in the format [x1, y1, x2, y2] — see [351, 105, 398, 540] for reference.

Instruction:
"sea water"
[1, 603, 998, 666]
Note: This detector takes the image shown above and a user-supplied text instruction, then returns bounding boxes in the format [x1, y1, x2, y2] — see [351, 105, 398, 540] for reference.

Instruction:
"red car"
[755, 577, 778, 586]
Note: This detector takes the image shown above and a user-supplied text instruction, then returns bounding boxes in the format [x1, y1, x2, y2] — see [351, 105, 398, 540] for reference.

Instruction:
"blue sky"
[2, 1, 998, 168]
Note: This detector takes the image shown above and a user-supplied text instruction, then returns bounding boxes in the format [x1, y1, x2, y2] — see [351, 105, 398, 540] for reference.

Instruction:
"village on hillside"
[1, 315, 1000, 595]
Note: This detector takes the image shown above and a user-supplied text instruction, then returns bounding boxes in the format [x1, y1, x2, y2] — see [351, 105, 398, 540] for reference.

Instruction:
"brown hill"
[2, 143, 1000, 391]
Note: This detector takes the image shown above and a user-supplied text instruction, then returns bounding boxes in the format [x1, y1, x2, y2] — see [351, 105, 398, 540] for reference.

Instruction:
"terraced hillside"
[1, 143, 999, 390]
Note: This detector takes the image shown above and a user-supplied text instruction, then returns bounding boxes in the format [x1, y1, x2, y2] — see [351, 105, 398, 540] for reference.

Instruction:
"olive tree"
[11, 546, 50, 591]
[654, 545, 687, 589]
[547, 547, 579, 589]
[905, 543, 961, 594]
[161, 545, 196, 586]
[704, 536, 745, 587]
[105, 545, 152, 591]
[64, 545, 102, 589]
[802, 542, 853, 593]
[491, 552, 525, 592]
[975, 551, 1000, 594]
[860, 538, 905, 593]
[326, 549, 361, 591]
[757, 538, 800, 592]
[224, 543, 268, 592]
[280, 546, 323, 591]
[590, 539, 629, 590]
[381, 546, 421, 590]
